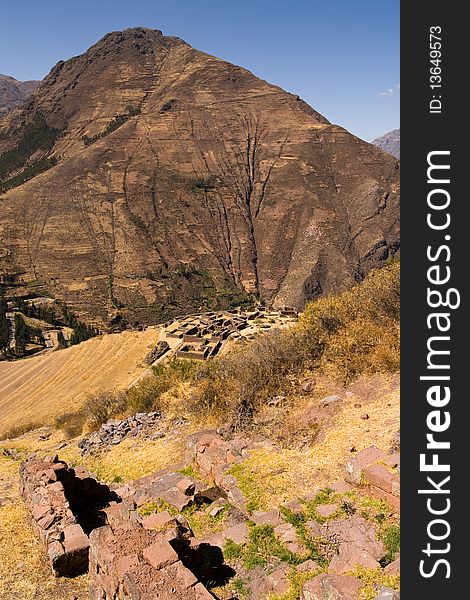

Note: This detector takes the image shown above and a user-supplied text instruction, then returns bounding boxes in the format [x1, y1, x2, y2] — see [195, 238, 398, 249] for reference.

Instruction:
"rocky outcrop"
[345, 445, 400, 509]
[372, 129, 400, 160]
[0, 74, 39, 115]
[20, 439, 400, 598]
[0, 28, 400, 326]
[89, 518, 213, 599]
[186, 430, 278, 512]
[78, 412, 164, 455]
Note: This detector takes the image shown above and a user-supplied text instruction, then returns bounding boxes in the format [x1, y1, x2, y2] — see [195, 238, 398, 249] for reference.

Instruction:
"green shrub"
[82, 390, 127, 430]
[381, 524, 400, 564]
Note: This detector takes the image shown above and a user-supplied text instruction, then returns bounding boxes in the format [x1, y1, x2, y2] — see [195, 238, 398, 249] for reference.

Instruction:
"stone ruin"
[20, 433, 400, 599]
[144, 341, 170, 365]
[136, 307, 300, 367]
[164, 307, 298, 362]
[20, 456, 224, 597]
[78, 412, 164, 455]
[20, 455, 119, 577]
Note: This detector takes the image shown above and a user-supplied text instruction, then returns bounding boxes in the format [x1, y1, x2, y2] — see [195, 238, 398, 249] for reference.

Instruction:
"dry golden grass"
[228, 374, 399, 511]
[60, 435, 186, 483]
[0, 328, 159, 438]
[0, 430, 90, 600]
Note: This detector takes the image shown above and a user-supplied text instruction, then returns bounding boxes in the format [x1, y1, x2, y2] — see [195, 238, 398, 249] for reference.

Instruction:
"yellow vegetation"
[0, 328, 159, 438]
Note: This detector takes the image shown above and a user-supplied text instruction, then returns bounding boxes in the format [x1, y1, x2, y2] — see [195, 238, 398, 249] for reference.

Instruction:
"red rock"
[223, 523, 249, 545]
[384, 454, 400, 469]
[316, 503, 339, 518]
[345, 446, 386, 484]
[369, 486, 400, 511]
[324, 516, 385, 560]
[32, 504, 52, 521]
[252, 509, 281, 526]
[305, 520, 323, 537]
[297, 559, 321, 573]
[116, 553, 140, 578]
[301, 573, 362, 600]
[384, 554, 400, 574]
[268, 565, 290, 594]
[142, 510, 176, 531]
[363, 464, 397, 493]
[176, 477, 196, 496]
[104, 503, 131, 528]
[143, 540, 179, 569]
[47, 540, 66, 569]
[158, 488, 193, 511]
[201, 532, 225, 549]
[283, 498, 304, 515]
[97, 572, 119, 599]
[43, 468, 58, 482]
[374, 586, 400, 599]
[330, 481, 353, 494]
[328, 546, 381, 574]
[173, 560, 199, 588]
[274, 523, 298, 544]
[63, 523, 89, 555]
[37, 513, 56, 530]
[48, 481, 64, 493]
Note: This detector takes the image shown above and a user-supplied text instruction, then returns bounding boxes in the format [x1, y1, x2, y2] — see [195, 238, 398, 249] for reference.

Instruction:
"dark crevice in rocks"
[59, 467, 120, 535]
[173, 539, 236, 589]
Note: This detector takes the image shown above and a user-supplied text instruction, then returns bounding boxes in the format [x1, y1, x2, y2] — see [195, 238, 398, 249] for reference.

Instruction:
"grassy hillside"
[76, 261, 400, 434]
[0, 264, 400, 599]
[0, 328, 158, 438]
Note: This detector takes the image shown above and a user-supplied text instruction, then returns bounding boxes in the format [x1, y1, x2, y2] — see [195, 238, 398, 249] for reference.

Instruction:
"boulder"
[301, 573, 362, 600]
[323, 516, 385, 560]
[344, 446, 386, 484]
[374, 586, 400, 600]
[143, 540, 179, 569]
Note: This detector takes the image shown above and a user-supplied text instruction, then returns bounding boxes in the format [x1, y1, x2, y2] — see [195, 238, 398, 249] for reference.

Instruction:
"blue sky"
[0, 0, 399, 141]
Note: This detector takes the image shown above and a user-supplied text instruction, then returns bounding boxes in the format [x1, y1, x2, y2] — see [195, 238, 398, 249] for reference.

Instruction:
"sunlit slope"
[0, 328, 158, 436]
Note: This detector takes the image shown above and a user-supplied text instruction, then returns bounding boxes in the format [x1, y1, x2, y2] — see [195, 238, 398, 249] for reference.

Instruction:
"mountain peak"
[0, 29, 399, 326]
[0, 74, 40, 115]
[372, 128, 400, 159]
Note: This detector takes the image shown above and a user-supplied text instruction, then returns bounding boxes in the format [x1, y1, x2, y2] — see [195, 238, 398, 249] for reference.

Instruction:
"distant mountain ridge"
[0, 74, 40, 115]
[0, 28, 400, 326]
[372, 128, 400, 159]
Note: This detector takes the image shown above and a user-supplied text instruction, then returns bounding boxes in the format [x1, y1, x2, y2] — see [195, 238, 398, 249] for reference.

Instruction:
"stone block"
[222, 522, 249, 545]
[301, 573, 362, 600]
[363, 464, 396, 493]
[116, 553, 140, 579]
[143, 540, 179, 570]
[142, 510, 176, 531]
[345, 446, 386, 484]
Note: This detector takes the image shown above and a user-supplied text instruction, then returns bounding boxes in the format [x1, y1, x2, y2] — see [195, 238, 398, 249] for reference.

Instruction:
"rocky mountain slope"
[0, 74, 40, 115]
[372, 129, 400, 159]
[0, 28, 400, 326]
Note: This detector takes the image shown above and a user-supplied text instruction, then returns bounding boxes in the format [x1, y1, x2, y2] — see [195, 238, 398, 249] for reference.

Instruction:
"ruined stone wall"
[20, 456, 91, 576]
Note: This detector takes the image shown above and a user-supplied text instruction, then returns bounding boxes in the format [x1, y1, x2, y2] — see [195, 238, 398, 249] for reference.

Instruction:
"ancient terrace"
[157, 307, 298, 362]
